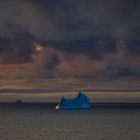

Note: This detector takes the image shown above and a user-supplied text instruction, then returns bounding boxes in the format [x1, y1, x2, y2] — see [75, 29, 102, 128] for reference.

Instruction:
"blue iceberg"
[56, 92, 90, 109]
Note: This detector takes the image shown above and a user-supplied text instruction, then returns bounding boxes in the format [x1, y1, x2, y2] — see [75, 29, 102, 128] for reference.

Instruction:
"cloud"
[0, 25, 35, 64]
[0, 0, 139, 79]
[31, 40, 140, 78]
[31, 45, 61, 78]
[0, 0, 140, 41]
[48, 38, 116, 60]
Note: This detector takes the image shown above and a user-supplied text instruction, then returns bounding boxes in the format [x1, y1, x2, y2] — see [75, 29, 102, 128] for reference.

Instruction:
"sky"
[0, 0, 140, 79]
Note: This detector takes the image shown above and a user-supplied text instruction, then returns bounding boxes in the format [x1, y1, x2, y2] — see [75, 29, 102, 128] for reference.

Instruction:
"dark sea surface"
[0, 103, 140, 140]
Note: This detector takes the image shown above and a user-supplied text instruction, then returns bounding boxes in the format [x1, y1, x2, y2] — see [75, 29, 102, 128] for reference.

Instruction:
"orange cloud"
[57, 52, 109, 75]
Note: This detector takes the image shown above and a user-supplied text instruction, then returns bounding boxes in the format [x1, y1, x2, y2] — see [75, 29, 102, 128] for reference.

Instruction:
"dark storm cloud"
[0, 0, 139, 78]
[35, 0, 140, 40]
[126, 40, 140, 54]
[0, 0, 140, 41]
[48, 38, 116, 59]
[0, 24, 35, 63]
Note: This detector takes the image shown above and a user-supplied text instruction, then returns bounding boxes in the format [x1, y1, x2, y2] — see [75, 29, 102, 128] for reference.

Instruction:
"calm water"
[0, 106, 140, 140]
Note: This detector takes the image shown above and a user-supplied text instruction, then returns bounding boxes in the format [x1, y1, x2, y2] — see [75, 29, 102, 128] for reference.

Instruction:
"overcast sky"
[0, 0, 140, 79]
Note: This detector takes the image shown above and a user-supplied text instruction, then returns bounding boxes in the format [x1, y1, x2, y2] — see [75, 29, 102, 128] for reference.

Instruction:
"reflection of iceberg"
[16, 97, 22, 104]
[56, 92, 90, 110]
